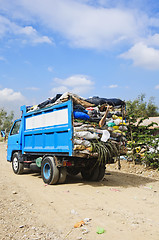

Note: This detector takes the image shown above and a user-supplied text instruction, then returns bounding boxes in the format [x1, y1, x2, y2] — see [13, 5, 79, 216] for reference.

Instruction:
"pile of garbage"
[27, 92, 127, 162]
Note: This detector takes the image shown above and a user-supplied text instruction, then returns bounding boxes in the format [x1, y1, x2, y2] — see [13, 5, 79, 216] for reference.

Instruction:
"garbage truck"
[7, 93, 126, 184]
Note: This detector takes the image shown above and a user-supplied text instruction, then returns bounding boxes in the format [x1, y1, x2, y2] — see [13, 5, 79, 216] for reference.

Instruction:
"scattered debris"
[144, 185, 153, 189]
[81, 227, 89, 234]
[84, 218, 91, 223]
[12, 191, 17, 194]
[71, 209, 78, 215]
[74, 221, 85, 228]
[96, 227, 105, 234]
[19, 225, 24, 228]
[109, 188, 120, 192]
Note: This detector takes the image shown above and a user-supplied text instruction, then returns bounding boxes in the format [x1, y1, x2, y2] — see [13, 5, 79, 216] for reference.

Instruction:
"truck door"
[7, 119, 22, 161]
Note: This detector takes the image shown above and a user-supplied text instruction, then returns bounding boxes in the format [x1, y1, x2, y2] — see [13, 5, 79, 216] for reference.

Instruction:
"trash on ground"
[96, 227, 105, 234]
[74, 221, 85, 228]
[84, 218, 92, 223]
[82, 227, 89, 234]
[109, 188, 120, 192]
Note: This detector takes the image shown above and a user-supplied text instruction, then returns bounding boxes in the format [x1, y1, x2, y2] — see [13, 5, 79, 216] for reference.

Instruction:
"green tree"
[146, 97, 159, 117]
[126, 94, 159, 118]
[0, 108, 14, 135]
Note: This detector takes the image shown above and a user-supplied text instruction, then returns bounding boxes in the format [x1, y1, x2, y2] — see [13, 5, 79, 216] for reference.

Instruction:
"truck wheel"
[97, 166, 105, 181]
[67, 168, 80, 176]
[81, 169, 92, 180]
[81, 166, 100, 181]
[91, 166, 99, 181]
[58, 167, 67, 184]
[30, 163, 41, 173]
[41, 156, 59, 185]
[12, 152, 24, 174]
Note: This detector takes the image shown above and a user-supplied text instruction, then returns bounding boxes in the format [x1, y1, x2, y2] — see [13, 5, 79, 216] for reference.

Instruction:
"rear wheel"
[81, 169, 92, 180]
[81, 166, 100, 181]
[58, 167, 67, 184]
[12, 152, 24, 174]
[67, 167, 80, 176]
[41, 156, 59, 185]
[91, 166, 100, 181]
[97, 166, 106, 181]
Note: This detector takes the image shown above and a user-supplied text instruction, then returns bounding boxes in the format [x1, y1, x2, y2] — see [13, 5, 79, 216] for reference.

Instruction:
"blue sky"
[0, 0, 159, 117]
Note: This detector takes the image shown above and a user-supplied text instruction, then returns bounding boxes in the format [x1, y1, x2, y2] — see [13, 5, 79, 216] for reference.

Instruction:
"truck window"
[10, 120, 21, 135]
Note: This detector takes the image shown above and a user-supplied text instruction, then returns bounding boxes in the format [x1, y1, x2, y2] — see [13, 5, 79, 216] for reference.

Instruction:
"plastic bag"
[74, 131, 99, 140]
[74, 139, 91, 147]
[101, 130, 110, 142]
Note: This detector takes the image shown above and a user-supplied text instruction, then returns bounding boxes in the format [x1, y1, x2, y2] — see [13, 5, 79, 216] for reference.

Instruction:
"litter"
[109, 188, 120, 192]
[96, 227, 105, 234]
[74, 221, 85, 228]
[84, 218, 92, 222]
[144, 186, 153, 189]
[74, 145, 86, 151]
[82, 227, 89, 234]
[74, 139, 91, 147]
[101, 130, 110, 142]
[74, 131, 99, 140]
[74, 111, 90, 120]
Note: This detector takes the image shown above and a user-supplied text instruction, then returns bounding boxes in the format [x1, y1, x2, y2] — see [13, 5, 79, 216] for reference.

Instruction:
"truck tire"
[81, 166, 99, 181]
[81, 169, 92, 180]
[91, 166, 99, 181]
[58, 167, 67, 184]
[67, 168, 80, 176]
[97, 166, 105, 181]
[30, 163, 41, 173]
[41, 156, 59, 185]
[12, 152, 24, 174]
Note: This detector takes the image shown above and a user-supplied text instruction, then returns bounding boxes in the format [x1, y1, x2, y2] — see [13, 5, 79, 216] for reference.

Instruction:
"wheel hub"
[13, 157, 18, 171]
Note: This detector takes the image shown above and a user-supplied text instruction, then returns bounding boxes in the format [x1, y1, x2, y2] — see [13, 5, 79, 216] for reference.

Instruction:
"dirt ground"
[0, 142, 159, 240]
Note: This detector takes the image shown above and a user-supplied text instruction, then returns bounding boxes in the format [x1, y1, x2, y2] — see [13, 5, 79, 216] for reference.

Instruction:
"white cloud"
[1, 0, 159, 70]
[0, 88, 25, 102]
[2, 0, 151, 49]
[0, 88, 27, 117]
[0, 15, 52, 45]
[19, 26, 52, 44]
[54, 75, 93, 87]
[155, 85, 159, 90]
[51, 86, 69, 95]
[146, 34, 159, 48]
[51, 75, 94, 95]
[120, 42, 159, 70]
[109, 84, 118, 88]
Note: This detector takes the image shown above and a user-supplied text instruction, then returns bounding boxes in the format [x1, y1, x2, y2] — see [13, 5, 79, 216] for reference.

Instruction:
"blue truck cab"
[7, 119, 22, 161]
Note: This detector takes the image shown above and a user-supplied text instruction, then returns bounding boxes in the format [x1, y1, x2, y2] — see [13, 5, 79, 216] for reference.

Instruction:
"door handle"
[16, 141, 19, 143]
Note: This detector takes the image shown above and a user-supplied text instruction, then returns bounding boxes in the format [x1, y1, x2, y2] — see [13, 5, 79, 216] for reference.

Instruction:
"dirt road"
[0, 142, 159, 240]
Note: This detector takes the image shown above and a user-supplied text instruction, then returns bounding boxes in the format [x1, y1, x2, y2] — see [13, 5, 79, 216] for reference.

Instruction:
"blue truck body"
[7, 100, 73, 161]
[7, 98, 119, 184]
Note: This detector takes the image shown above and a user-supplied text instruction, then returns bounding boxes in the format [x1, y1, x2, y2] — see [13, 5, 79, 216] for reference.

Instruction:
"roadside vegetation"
[0, 108, 14, 141]
[126, 94, 159, 170]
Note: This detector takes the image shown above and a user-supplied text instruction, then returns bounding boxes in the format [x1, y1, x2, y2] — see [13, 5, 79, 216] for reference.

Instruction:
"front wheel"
[41, 156, 59, 185]
[12, 152, 24, 174]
